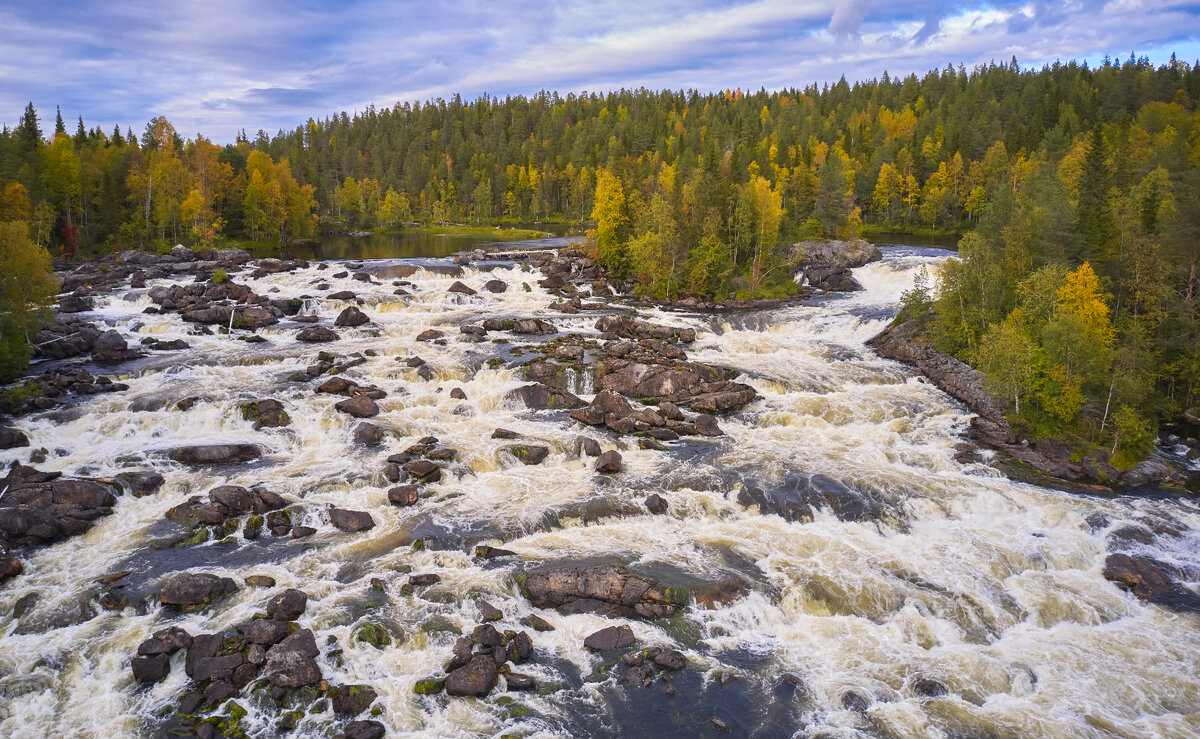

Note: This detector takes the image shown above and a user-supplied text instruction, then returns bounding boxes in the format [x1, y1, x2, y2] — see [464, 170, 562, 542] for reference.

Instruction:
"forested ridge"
[2, 54, 1199, 463]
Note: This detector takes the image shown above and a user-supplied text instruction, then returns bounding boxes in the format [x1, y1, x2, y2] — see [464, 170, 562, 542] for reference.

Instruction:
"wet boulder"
[508, 445, 550, 465]
[506, 383, 584, 410]
[448, 281, 477, 295]
[318, 376, 358, 395]
[804, 266, 863, 292]
[167, 443, 261, 466]
[570, 390, 633, 426]
[342, 720, 386, 739]
[158, 572, 238, 611]
[334, 306, 371, 327]
[388, 485, 419, 507]
[240, 399, 291, 429]
[645, 494, 668, 514]
[297, 326, 340, 342]
[330, 508, 375, 532]
[131, 653, 170, 683]
[595, 451, 623, 473]
[0, 427, 29, 449]
[583, 625, 636, 651]
[208, 485, 256, 515]
[483, 279, 507, 293]
[416, 329, 445, 342]
[520, 562, 681, 619]
[1103, 553, 1200, 610]
[137, 626, 193, 656]
[335, 395, 380, 418]
[332, 684, 378, 715]
[353, 423, 387, 447]
[445, 654, 497, 697]
[0, 465, 118, 548]
[241, 618, 291, 645]
[267, 589, 308, 621]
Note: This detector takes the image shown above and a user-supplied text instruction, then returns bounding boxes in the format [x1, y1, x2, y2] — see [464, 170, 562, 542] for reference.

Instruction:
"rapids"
[1, 245, 1198, 738]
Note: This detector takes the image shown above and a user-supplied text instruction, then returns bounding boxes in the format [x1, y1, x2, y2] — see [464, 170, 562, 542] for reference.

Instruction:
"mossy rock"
[356, 622, 393, 649]
[413, 678, 445, 695]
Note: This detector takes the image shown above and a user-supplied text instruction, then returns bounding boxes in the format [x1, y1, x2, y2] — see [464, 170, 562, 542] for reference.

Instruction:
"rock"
[0, 465, 118, 548]
[93, 329, 128, 354]
[246, 575, 276, 588]
[342, 720, 386, 739]
[264, 629, 321, 687]
[408, 573, 441, 588]
[388, 485, 420, 507]
[508, 445, 550, 465]
[473, 623, 503, 646]
[583, 625, 636, 651]
[492, 428, 519, 439]
[645, 494, 668, 514]
[445, 655, 497, 697]
[1120, 457, 1170, 487]
[506, 673, 536, 690]
[804, 266, 862, 292]
[507, 383, 585, 410]
[448, 281, 477, 295]
[131, 653, 170, 683]
[1102, 553, 1200, 610]
[0, 427, 29, 449]
[405, 460, 441, 482]
[159, 572, 238, 611]
[332, 684, 378, 715]
[353, 423, 387, 447]
[241, 619, 290, 645]
[335, 395, 380, 418]
[653, 648, 686, 670]
[413, 678, 446, 694]
[416, 329, 445, 342]
[137, 627, 193, 656]
[209, 485, 255, 515]
[297, 326, 339, 342]
[595, 451, 622, 473]
[623, 664, 654, 687]
[475, 545, 518, 559]
[334, 306, 370, 327]
[506, 631, 533, 663]
[694, 414, 723, 436]
[449, 387, 467, 400]
[116, 470, 165, 496]
[167, 444, 261, 466]
[520, 614, 555, 632]
[318, 376, 358, 394]
[483, 280, 507, 293]
[792, 238, 882, 269]
[478, 600, 503, 622]
[267, 589, 308, 621]
[330, 508, 375, 532]
[291, 525, 316, 538]
[575, 436, 602, 457]
[521, 562, 684, 619]
[570, 390, 633, 426]
[171, 244, 196, 261]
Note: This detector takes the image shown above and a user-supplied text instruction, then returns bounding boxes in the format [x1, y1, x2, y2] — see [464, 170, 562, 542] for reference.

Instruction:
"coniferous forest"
[2, 54, 1199, 463]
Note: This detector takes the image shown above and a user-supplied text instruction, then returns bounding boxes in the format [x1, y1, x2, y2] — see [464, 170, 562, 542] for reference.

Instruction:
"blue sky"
[2, 0, 1198, 141]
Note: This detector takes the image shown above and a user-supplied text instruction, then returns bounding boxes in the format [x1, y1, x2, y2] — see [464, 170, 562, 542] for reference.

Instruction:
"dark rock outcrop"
[158, 572, 238, 611]
[0, 465, 117, 548]
[167, 444, 262, 466]
[520, 563, 683, 619]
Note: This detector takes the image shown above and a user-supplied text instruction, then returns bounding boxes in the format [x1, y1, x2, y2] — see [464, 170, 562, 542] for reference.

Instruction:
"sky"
[2, 0, 1198, 142]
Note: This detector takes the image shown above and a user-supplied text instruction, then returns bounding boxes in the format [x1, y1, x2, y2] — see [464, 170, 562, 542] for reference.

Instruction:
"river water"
[1, 244, 1198, 738]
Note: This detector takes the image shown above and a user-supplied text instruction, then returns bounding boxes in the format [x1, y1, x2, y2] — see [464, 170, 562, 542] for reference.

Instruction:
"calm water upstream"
[0, 244, 1197, 738]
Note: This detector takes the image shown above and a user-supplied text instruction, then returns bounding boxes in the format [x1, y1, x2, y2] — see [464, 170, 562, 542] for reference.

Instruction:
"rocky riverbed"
[0, 240, 1198, 738]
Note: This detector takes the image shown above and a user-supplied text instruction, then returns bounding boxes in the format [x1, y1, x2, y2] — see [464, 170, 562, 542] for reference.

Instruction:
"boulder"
[342, 720, 386, 739]
[318, 377, 358, 395]
[335, 395, 380, 418]
[240, 399, 290, 429]
[330, 508, 375, 532]
[353, 423, 387, 447]
[131, 654, 170, 683]
[792, 239, 882, 269]
[507, 383, 585, 410]
[332, 684, 378, 715]
[521, 562, 681, 619]
[334, 306, 371, 327]
[416, 329, 445, 342]
[167, 444, 261, 466]
[241, 619, 290, 645]
[297, 326, 339, 342]
[159, 572, 238, 611]
[267, 589, 308, 621]
[0, 465, 118, 548]
[444, 655, 497, 697]
[483, 280, 507, 293]
[583, 625, 636, 651]
[387, 485, 419, 507]
[508, 445, 550, 465]
[804, 266, 863, 292]
[645, 494, 668, 514]
[595, 451, 622, 473]
[448, 281, 477, 295]
[0, 427, 29, 449]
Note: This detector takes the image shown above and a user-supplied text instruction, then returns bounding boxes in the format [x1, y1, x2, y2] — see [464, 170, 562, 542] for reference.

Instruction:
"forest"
[1, 53, 1198, 462]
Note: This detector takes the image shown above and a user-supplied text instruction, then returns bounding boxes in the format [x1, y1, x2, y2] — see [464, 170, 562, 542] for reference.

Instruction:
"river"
[0, 242, 1198, 738]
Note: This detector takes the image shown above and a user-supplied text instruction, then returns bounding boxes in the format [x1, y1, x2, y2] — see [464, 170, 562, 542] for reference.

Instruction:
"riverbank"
[868, 313, 1198, 492]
